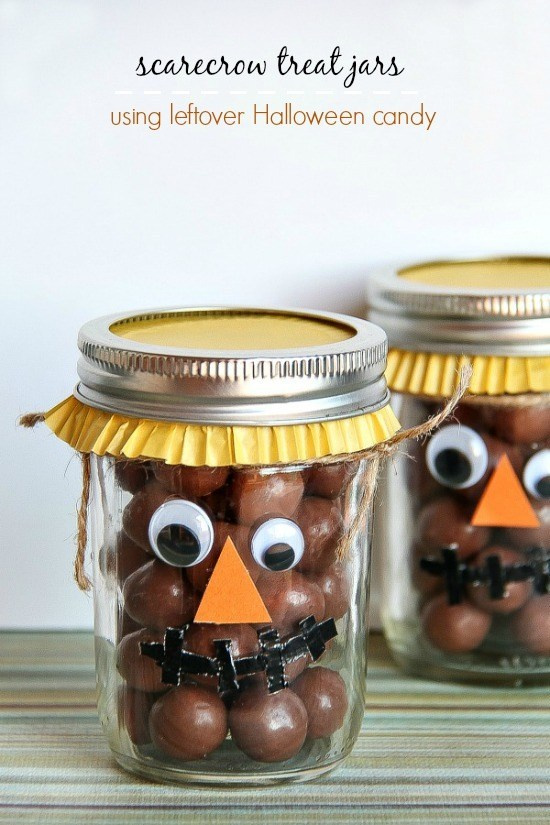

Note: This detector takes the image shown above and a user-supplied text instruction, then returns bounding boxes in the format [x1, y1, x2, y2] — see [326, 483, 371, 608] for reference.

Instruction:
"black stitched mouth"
[140, 615, 337, 695]
[420, 546, 550, 605]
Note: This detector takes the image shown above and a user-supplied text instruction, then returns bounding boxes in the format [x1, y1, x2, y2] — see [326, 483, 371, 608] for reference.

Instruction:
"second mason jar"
[368, 257, 550, 685]
[40, 306, 399, 784]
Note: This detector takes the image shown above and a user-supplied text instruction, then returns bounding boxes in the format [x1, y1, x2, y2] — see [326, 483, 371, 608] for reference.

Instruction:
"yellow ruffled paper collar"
[44, 396, 400, 467]
[386, 349, 550, 397]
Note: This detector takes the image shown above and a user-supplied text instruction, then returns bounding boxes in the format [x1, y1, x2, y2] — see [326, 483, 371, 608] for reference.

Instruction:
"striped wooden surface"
[0, 632, 549, 824]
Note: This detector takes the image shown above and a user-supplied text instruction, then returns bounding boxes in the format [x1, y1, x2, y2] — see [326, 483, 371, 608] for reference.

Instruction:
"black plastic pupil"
[535, 475, 550, 499]
[156, 523, 201, 566]
[434, 449, 472, 486]
[264, 543, 295, 571]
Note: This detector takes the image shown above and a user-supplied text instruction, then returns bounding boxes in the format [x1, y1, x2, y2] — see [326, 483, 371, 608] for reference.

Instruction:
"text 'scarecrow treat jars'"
[368, 258, 550, 685]
[32, 307, 400, 785]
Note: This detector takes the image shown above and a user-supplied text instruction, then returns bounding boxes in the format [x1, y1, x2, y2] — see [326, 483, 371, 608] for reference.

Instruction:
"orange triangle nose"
[193, 537, 272, 624]
[471, 454, 540, 528]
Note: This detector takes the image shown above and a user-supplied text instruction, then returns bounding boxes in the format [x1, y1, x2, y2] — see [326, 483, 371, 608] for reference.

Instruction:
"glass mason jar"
[92, 454, 373, 784]
[368, 257, 550, 685]
[37, 307, 400, 785]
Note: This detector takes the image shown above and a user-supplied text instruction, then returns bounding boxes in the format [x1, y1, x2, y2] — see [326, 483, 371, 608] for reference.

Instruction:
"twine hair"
[336, 454, 380, 561]
[75, 453, 92, 591]
[19, 364, 473, 592]
[19, 412, 92, 591]
[19, 412, 46, 428]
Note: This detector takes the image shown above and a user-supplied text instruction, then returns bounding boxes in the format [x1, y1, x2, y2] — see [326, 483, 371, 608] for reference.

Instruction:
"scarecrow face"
[115, 462, 355, 762]
[147, 499, 307, 625]
[425, 423, 549, 530]
[414, 406, 550, 656]
[119, 464, 350, 695]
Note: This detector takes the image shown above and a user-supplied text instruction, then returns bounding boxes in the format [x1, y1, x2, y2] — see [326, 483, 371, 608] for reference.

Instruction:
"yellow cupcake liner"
[44, 396, 401, 467]
[386, 349, 550, 397]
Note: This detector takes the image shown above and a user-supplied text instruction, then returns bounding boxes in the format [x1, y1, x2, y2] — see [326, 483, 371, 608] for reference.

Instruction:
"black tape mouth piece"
[140, 615, 337, 695]
[420, 546, 550, 605]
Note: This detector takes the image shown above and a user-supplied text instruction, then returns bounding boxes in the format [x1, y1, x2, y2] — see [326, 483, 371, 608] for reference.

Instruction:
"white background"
[1, 0, 549, 628]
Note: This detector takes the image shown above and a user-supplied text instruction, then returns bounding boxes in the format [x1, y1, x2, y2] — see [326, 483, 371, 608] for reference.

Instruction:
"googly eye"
[523, 449, 550, 500]
[148, 500, 214, 567]
[250, 518, 305, 572]
[426, 424, 489, 490]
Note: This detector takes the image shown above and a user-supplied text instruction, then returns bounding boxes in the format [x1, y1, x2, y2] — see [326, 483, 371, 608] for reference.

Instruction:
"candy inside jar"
[107, 458, 362, 769]
[413, 402, 550, 664]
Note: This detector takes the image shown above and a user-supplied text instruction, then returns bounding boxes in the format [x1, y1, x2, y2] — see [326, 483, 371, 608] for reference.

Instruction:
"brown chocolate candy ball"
[490, 405, 550, 446]
[467, 546, 532, 615]
[119, 685, 155, 746]
[411, 542, 446, 598]
[231, 471, 304, 526]
[120, 611, 142, 636]
[292, 667, 348, 739]
[115, 460, 150, 494]
[123, 560, 197, 630]
[186, 522, 256, 592]
[116, 532, 150, 583]
[305, 463, 354, 500]
[184, 623, 258, 686]
[122, 481, 173, 553]
[117, 629, 169, 693]
[229, 686, 308, 762]
[98, 532, 149, 582]
[153, 463, 229, 498]
[256, 570, 325, 634]
[421, 594, 491, 653]
[294, 497, 343, 573]
[150, 684, 228, 760]
[451, 404, 487, 431]
[201, 487, 230, 522]
[416, 497, 490, 560]
[512, 595, 550, 655]
[284, 656, 311, 683]
[308, 563, 350, 620]
[505, 500, 550, 549]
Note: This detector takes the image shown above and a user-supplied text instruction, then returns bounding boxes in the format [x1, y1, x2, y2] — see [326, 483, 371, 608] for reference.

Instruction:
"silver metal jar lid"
[366, 257, 550, 356]
[75, 307, 389, 425]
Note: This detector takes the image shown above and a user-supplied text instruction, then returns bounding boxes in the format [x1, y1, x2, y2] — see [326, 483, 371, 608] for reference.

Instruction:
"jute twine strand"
[19, 364, 472, 591]
[336, 454, 380, 561]
[75, 453, 92, 591]
[19, 412, 46, 428]
[21, 412, 92, 590]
